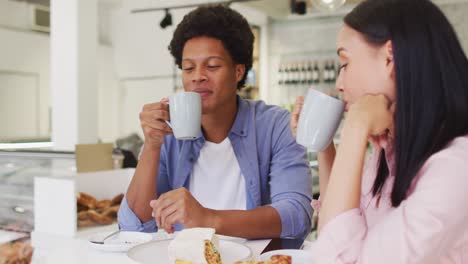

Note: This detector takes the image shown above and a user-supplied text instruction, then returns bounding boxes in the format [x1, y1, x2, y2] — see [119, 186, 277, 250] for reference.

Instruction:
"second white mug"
[296, 89, 344, 152]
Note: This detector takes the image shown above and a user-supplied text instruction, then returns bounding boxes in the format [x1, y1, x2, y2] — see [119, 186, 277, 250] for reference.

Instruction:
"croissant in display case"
[76, 192, 123, 227]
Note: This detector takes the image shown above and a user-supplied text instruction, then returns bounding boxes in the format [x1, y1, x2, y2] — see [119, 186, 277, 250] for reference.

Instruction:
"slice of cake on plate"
[168, 227, 222, 264]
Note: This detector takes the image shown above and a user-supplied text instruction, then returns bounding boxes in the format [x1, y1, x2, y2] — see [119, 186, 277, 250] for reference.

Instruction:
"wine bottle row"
[277, 60, 340, 86]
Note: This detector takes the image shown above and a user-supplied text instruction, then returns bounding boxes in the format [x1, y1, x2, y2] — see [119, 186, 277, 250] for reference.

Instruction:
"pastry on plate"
[168, 228, 221, 264]
[270, 255, 292, 264]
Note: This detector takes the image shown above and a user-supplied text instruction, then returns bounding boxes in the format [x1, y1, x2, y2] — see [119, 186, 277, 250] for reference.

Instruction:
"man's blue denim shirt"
[118, 96, 313, 238]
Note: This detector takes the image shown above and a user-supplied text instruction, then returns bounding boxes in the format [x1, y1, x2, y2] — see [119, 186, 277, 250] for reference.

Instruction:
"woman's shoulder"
[405, 135, 468, 225]
[415, 135, 468, 187]
[427, 135, 468, 164]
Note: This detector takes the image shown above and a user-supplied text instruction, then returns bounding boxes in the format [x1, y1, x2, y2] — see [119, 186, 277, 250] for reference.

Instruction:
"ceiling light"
[160, 9, 172, 29]
[310, 0, 346, 11]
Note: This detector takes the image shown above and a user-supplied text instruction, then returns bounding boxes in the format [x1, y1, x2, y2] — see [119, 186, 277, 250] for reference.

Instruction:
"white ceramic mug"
[165, 92, 201, 140]
[296, 89, 345, 152]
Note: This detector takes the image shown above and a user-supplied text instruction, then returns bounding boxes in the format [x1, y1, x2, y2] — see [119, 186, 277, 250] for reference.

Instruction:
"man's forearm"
[208, 206, 282, 239]
[126, 146, 160, 222]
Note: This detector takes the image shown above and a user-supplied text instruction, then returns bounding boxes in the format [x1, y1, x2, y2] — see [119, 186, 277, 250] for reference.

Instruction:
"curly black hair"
[169, 4, 254, 89]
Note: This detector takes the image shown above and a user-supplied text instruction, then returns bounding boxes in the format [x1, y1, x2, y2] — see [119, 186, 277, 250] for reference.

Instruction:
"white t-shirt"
[189, 137, 247, 210]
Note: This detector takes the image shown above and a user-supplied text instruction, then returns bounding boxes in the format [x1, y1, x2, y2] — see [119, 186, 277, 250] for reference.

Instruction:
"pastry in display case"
[76, 192, 123, 227]
[0, 150, 131, 237]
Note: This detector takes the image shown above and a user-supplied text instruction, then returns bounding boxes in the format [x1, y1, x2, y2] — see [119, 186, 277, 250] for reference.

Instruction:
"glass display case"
[0, 150, 75, 233]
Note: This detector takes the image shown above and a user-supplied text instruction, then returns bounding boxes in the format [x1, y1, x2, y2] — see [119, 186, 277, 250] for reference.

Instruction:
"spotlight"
[290, 0, 307, 15]
[160, 9, 172, 29]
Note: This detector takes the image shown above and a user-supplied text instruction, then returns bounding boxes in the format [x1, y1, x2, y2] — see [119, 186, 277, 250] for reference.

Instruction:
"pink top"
[311, 135, 468, 263]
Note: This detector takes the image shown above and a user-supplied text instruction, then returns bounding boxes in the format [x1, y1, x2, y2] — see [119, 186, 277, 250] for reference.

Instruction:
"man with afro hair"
[118, 4, 312, 239]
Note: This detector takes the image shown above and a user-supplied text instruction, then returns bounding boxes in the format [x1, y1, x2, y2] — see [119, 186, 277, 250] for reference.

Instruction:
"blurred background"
[0, 0, 466, 149]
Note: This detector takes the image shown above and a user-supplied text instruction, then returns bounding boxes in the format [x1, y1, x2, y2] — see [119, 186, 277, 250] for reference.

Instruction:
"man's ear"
[236, 64, 246, 83]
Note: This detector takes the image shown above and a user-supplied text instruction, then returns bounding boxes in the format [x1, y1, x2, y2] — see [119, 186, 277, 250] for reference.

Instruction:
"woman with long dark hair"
[291, 0, 468, 262]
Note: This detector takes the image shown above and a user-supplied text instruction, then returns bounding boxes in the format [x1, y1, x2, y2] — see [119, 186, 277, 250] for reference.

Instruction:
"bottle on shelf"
[313, 61, 320, 84]
[323, 60, 330, 83]
[284, 63, 291, 85]
[307, 61, 314, 85]
[278, 63, 284, 86]
[297, 62, 302, 85]
[294, 62, 300, 85]
[300, 61, 307, 85]
[291, 62, 298, 85]
[329, 61, 336, 83]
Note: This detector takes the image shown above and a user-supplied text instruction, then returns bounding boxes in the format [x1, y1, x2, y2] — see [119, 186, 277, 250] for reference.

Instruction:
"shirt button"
[241, 130, 244, 135]
[189, 158, 194, 162]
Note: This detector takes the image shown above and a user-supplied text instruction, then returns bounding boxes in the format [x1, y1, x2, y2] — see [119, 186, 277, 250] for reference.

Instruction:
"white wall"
[0, 27, 50, 140]
[440, 3, 468, 53]
[0, 0, 30, 30]
[97, 46, 121, 143]
[0, 35, 119, 143]
[0, 72, 38, 139]
[0, 0, 121, 143]
[112, 8, 184, 78]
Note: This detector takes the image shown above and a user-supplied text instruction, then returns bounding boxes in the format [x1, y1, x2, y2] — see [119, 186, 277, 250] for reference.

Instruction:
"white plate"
[259, 249, 312, 264]
[88, 231, 153, 252]
[216, 234, 248, 244]
[127, 239, 252, 264]
[302, 240, 313, 250]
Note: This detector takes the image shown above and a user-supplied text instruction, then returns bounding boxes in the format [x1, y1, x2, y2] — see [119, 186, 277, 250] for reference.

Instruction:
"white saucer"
[128, 239, 251, 264]
[88, 231, 153, 252]
[259, 249, 313, 264]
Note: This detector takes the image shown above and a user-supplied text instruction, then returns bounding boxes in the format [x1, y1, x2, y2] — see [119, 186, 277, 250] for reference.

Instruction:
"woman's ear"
[385, 40, 395, 79]
[236, 64, 246, 83]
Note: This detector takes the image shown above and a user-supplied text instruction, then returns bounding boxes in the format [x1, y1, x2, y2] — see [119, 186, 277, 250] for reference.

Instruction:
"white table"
[31, 226, 272, 264]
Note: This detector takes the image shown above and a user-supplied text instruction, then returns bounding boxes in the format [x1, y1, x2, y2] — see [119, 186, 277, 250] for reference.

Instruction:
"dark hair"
[344, 0, 468, 206]
[169, 4, 254, 89]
